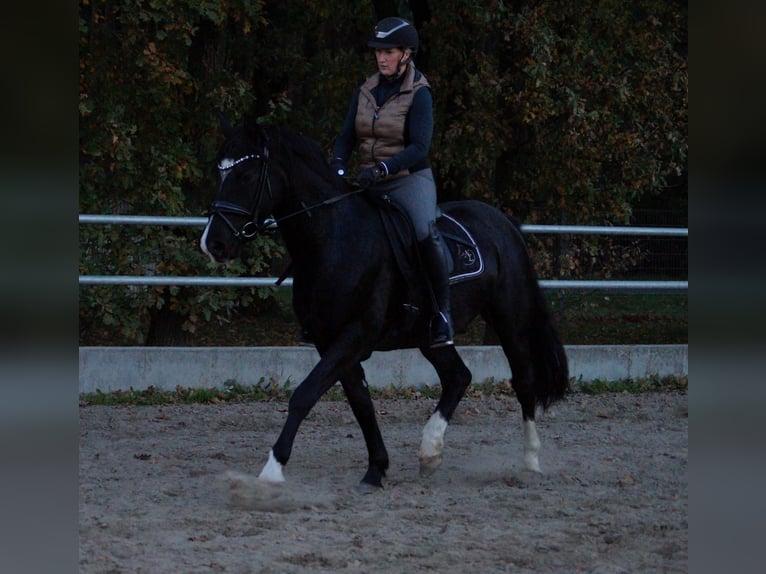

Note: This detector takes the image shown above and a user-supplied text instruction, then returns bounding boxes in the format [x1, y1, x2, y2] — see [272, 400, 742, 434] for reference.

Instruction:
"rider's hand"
[356, 162, 388, 188]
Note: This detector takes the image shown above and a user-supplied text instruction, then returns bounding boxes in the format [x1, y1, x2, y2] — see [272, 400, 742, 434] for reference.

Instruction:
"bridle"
[208, 146, 273, 241]
[208, 143, 365, 241]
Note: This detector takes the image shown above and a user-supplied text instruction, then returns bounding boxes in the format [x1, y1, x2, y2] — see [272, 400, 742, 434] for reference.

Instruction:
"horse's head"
[200, 115, 276, 263]
[201, 116, 350, 263]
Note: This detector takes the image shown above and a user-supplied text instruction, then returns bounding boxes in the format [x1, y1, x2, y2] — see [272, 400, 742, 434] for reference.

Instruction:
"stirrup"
[429, 312, 454, 348]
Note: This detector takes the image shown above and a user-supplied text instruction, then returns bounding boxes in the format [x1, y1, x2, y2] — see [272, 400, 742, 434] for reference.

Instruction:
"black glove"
[356, 162, 388, 188]
[330, 157, 346, 177]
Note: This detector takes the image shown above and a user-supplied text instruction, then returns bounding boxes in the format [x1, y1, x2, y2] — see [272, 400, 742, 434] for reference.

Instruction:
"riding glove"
[356, 162, 388, 188]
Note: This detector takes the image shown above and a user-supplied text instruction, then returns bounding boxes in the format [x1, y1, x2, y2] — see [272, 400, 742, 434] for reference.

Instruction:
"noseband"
[209, 146, 272, 241]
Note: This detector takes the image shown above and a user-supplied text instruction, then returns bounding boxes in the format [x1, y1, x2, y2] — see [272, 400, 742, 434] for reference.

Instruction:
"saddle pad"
[375, 197, 485, 289]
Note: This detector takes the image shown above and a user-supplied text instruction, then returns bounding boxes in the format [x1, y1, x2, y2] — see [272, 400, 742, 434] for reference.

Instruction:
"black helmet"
[368, 17, 419, 54]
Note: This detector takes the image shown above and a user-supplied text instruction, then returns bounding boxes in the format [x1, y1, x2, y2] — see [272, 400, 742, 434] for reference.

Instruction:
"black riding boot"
[418, 228, 454, 347]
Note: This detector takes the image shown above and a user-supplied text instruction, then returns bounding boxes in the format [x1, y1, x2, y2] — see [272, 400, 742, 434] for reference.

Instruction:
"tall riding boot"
[418, 228, 455, 347]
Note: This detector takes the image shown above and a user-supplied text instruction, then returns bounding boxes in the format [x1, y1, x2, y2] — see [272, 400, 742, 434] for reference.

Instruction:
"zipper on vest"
[370, 106, 380, 161]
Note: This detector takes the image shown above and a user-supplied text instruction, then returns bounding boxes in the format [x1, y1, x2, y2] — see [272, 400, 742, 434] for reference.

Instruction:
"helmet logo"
[375, 20, 410, 39]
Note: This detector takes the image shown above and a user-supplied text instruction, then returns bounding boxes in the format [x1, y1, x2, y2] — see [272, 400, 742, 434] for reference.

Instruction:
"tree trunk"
[145, 305, 192, 346]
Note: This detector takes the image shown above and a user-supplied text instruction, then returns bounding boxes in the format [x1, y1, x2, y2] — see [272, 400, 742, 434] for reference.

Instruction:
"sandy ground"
[79, 390, 687, 573]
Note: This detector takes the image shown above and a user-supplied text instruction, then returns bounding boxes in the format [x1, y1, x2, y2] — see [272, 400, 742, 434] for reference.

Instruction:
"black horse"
[200, 118, 569, 490]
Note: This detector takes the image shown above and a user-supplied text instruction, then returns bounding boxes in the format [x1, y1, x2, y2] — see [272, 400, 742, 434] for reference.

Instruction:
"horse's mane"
[263, 125, 340, 189]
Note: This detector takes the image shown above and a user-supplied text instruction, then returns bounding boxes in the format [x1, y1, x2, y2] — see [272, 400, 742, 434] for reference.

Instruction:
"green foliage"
[80, 0, 686, 344]
[80, 0, 282, 343]
[575, 375, 688, 395]
[80, 378, 284, 406]
[425, 0, 686, 278]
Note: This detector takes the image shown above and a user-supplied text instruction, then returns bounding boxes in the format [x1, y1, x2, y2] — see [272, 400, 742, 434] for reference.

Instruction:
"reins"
[268, 186, 366, 227]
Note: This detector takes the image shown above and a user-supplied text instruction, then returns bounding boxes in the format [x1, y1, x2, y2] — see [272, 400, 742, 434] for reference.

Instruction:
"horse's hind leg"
[339, 363, 389, 491]
[417, 346, 472, 477]
[492, 329, 542, 472]
[510, 345, 542, 472]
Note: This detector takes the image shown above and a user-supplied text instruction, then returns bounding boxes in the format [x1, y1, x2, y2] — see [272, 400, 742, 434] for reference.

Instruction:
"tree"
[424, 0, 687, 277]
[79, 0, 280, 344]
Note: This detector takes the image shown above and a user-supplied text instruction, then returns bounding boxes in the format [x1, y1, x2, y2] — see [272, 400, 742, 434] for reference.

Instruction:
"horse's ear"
[218, 113, 235, 138]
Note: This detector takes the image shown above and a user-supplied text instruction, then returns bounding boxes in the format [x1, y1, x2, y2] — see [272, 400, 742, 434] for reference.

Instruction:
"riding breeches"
[370, 168, 437, 241]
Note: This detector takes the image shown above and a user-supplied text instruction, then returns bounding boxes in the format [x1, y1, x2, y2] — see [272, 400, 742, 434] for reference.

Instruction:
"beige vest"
[355, 64, 430, 174]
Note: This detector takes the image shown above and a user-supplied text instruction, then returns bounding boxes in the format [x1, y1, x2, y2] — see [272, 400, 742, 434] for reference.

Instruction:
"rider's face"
[375, 47, 409, 77]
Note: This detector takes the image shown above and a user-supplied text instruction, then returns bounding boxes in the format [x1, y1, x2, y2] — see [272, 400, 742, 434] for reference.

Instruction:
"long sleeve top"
[332, 69, 433, 176]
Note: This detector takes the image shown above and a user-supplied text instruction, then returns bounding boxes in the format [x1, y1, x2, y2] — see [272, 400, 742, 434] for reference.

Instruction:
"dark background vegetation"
[78, 0, 687, 346]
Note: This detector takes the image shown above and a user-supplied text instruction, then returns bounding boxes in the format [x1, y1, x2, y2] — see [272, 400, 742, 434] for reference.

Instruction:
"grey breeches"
[372, 168, 437, 241]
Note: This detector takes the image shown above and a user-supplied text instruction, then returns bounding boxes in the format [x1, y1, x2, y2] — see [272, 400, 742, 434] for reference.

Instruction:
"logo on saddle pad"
[439, 214, 484, 284]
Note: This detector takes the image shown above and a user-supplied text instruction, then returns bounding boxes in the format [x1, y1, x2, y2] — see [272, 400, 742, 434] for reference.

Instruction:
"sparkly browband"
[217, 154, 259, 171]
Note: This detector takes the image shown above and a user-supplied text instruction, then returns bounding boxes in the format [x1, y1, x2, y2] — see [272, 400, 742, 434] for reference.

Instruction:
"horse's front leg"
[257, 363, 338, 483]
[257, 326, 371, 484]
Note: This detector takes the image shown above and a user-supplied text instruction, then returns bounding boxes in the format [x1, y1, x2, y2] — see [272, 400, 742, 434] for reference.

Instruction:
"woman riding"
[331, 17, 454, 347]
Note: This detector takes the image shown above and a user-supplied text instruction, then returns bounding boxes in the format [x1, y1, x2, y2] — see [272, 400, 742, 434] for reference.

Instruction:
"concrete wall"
[79, 345, 688, 393]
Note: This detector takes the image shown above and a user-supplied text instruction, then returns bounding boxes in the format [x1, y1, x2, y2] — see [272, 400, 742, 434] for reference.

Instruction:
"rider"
[330, 17, 454, 347]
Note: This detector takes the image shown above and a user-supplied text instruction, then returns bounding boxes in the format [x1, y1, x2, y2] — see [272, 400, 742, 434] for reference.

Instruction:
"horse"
[200, 117, 569, 491]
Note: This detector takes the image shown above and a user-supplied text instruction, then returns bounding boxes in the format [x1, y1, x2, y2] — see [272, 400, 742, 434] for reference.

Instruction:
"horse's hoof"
[524, 453, 542, 473]
[419, 455, 442, 478]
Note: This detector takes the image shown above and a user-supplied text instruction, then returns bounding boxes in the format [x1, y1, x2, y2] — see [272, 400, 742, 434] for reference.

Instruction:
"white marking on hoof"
[258, 450, 285, 483]
[523, 420, 542, 473]
[419, 412, 448, 475]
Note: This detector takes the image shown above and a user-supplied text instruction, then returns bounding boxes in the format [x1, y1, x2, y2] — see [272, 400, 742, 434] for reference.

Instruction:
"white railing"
[79, 215, 688, 291]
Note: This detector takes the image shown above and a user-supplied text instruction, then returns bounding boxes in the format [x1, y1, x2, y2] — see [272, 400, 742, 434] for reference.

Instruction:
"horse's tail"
[528, 278, 570, 409]
[508, 216, 569, 409]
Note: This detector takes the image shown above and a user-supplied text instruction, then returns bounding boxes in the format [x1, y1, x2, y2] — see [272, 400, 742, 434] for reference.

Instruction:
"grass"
[80, 288, 686, 347]
[546, 291, 687, 345]
[80, 375, 688, 406]
[184, 289, 687, 347]
[574, 375, 688, 395]
[80, 379, 294, 406]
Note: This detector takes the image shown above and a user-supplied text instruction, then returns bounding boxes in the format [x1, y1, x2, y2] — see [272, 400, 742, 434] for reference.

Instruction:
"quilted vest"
[355, 64, 430, 174]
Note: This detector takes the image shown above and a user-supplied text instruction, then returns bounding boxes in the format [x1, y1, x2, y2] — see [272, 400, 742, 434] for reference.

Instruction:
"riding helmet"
[368, 17, 419, 54]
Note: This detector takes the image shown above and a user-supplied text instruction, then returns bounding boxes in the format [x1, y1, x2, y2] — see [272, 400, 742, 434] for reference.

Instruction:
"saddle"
[373, 197, 484, 303]
[273, 198, 484, 298]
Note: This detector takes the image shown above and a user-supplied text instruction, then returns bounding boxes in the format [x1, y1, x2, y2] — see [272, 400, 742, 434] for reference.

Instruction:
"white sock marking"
[523, 419, 541, 472]
[419, 411, 448, 461]
[258, 450, 285, 483]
